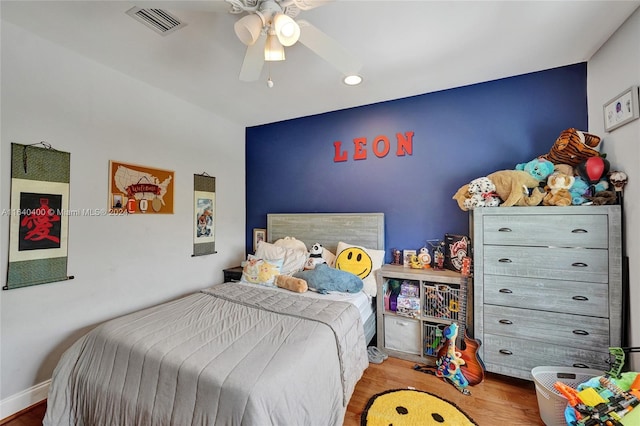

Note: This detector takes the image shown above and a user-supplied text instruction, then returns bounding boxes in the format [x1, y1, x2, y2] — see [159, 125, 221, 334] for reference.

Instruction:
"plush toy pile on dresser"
[452, 128, 629, 210]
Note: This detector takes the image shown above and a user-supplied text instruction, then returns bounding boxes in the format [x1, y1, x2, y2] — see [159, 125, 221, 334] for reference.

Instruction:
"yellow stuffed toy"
[543, 172, 575, 206]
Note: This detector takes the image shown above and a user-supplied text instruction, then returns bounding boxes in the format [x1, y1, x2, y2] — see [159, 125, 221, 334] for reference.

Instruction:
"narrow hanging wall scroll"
[5, 143, 72, 290]
[192, 173, 216, 256]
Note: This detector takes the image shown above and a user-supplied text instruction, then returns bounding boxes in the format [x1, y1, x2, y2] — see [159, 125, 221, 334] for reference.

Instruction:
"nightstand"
[223, 266, 243, 282]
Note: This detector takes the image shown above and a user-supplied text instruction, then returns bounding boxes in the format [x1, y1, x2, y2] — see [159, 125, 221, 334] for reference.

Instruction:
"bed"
[44, 213, 384, 426]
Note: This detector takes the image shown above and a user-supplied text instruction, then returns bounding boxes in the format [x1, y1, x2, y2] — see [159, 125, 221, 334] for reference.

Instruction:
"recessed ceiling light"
[343, 75, 363, 86]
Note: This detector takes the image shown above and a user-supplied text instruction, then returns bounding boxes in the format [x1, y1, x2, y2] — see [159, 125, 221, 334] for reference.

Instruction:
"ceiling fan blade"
[291, 0, 334, 11]
[297, 19, 361, 75]
[239, 33, 266, 81]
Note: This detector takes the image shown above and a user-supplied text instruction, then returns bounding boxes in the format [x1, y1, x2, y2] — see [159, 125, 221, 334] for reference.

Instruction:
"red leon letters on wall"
[333, 131, 414, 162]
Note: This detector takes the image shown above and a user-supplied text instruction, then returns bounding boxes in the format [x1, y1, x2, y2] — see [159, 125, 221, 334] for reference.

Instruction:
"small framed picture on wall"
[603, 85, 639, 132]
[253, 228, 266, 253]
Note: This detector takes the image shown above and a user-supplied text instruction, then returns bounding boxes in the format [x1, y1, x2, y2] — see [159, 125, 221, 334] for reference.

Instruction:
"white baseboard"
[0, 380, 50, 421]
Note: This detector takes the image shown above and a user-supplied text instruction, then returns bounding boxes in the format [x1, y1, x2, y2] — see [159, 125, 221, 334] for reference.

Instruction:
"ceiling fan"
[225, 0, 362, 82]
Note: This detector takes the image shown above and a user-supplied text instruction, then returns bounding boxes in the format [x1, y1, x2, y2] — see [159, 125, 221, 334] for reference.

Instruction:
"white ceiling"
[2, 1, 639, 127]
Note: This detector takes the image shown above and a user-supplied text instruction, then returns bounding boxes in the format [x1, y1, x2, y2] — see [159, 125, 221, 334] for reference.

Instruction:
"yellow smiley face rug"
[361, 389, 478, 426]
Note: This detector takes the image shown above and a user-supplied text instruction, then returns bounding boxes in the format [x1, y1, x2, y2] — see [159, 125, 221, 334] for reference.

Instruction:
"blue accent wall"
[246, 63, 588, 261]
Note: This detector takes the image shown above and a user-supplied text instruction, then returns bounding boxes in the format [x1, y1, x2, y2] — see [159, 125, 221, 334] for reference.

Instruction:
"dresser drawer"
[482, 334, 610, 377]
[483, 275, 609, 317]
[482, 214, 608, 248]
[384, 315, 421, 355]
[483, 305, 609, 350]
[483, 246, 608, 283]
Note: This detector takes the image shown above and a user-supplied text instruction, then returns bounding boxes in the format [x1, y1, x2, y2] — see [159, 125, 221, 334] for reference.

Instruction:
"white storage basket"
[531, 366, 603, 426]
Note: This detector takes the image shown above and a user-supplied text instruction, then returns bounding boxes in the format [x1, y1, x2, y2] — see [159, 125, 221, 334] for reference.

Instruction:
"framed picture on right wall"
[603, 85, 639, 132]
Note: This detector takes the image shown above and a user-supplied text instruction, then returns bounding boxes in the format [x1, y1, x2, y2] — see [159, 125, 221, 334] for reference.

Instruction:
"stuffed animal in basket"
[304, 242, 327, 270]
[453, 170, 546, 211]
[543, 172, 575, 206]
[540, 128, 601, 167]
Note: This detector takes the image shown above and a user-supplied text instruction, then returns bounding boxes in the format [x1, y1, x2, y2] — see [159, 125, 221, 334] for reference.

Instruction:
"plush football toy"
[304, 242, 327, 270]
[543, 172, 574, 206]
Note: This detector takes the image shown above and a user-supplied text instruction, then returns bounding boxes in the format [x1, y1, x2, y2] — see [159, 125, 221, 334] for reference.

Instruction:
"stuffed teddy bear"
[515, 157, 555, 182]
[543, 172, 574, 206]
[540, 128, 601, 167]
[453, 170, 546, 211]
[275, 275, 308, 293]
[462, 177, 501, 210]
[304, 243, 327, 270]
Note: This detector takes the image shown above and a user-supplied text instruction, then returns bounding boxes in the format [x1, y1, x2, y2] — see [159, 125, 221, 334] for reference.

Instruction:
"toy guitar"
[436, 277, 485, 386]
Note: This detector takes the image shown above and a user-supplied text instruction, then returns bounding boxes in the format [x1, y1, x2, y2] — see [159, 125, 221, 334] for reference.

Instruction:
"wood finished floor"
[1, 357, 544, 426]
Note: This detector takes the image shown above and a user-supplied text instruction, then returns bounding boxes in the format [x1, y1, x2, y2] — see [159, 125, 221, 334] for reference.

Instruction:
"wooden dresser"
[471, 205, 622, 380]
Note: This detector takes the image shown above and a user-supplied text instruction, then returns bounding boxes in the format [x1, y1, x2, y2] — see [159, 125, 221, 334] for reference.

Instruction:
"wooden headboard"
[266, 213, 384, 254]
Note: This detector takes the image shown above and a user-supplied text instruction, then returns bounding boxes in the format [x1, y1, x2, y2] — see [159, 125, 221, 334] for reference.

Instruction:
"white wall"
[0, 21, 247, 416]
[587, 7, 640, 370]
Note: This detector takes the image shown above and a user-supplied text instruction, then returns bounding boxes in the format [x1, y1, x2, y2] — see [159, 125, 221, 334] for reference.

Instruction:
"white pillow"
[322, 248, 336, 267]
[256, 241, 308, 276]
[240, 254, 284, 287]
[335, 241, 385, 297]
[273, 236, 308, 253]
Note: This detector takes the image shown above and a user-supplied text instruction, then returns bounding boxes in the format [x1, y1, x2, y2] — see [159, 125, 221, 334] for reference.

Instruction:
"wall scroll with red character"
[6, 143, 71, 290]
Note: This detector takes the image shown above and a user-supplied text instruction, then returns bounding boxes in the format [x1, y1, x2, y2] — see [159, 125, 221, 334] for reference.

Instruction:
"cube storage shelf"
[376, 264, 471, 364]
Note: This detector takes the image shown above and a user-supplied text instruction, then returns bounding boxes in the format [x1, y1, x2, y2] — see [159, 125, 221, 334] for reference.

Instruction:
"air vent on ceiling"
[126, 7, 186, 36]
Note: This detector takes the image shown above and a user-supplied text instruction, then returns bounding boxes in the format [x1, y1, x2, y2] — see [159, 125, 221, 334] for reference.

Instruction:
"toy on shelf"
[418, 246, 431, 269]
[390, 248, 402, 265]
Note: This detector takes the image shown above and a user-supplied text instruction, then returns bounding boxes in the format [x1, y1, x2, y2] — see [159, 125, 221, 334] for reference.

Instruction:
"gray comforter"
[44, 283, 368, 426]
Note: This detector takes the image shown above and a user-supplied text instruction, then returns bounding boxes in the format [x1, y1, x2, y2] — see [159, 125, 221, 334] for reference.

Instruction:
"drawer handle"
[499, 319, 513, 325]
[573, 363, 589, 368]
[499, 288, 513, 294]
[572, 330, 589, 336]
[498, 258, 512, 263]
[572, 295, 589, 301]
[571, 229, 588, 233]
[498, 349, 513, 355]
[498, 227, 512, 232]
[572, 262, 588, 268]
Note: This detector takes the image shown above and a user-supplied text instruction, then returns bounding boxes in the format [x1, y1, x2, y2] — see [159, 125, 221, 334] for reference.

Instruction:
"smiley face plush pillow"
[335, 241, 385, 297]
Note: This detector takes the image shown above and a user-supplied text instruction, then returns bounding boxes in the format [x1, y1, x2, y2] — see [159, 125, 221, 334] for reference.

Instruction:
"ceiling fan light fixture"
[343, 74, 363, 86]
[234, 13, 264, 46]
[265, 32, 285, 61]
[273, 13, 300, 47]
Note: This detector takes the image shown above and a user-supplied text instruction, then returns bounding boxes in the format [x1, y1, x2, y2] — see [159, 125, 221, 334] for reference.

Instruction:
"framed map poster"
[109, 161, 174, 214]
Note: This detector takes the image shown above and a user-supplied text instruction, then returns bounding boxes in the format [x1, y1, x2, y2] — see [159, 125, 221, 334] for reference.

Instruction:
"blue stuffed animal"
[571, 176, 609, 205]
[293, 263, 363, 294]
[515, 157, 555, 182]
